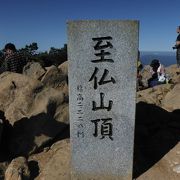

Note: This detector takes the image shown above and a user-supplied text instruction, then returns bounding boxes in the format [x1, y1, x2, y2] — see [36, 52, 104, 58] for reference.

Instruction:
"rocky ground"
[0, 62, 179, 180]
[134, 65, 180, 180]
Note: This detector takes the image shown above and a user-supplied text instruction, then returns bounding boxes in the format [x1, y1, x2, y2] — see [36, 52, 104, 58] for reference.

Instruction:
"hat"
[150, 59, 160, 67]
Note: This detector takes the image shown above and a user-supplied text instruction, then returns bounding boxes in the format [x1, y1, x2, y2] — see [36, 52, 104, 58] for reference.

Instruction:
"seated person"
[0, 43, 27, 74]
[148, 59, 166, 87]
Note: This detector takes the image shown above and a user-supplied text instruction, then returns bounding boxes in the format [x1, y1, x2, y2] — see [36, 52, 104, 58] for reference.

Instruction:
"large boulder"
[41, 65, 68, 96]
[134, 102, 180, 180]
[162, 83, 180, 111]
[58, 61, 68, 97]
[29, 139, 70, 180]
[141, 65, 152, 79]
[23, 62, 46, 80]
[5, 157, 30, 180]
[0, 72, 42, 123]
[0, 72, 69, 156]
[165, 64, 180, 84]
[58, 61, 68, 76]
[0, 162, 9, 180]
[137, 84, 174, 106]
[136, 143, 180, 180]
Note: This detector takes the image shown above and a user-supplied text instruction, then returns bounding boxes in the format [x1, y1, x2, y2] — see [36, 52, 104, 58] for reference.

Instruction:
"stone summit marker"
[68, 20, 139, 180]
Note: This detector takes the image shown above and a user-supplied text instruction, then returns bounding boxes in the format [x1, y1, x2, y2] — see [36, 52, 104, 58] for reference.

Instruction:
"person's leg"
[148, 77, 159, 87]
[148, 78, 153, 87]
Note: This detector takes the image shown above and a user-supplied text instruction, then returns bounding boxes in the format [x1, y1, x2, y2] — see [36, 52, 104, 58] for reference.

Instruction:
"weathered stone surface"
[58, 61, 68, 76]
[140, 65, 152, 87]
[0, 162, 9, 180]
[134, 102, 180, 180]
[165, 64, 180, 84]
[173, 164, 180, 174]
[41, 65, 68, 97]
[162, 83, 180, 111]
[0, 72, 43, 123]
[68, 20, 138, 179]
[23, 62, 46, 80]
[5, 157, 30, 180]
[41, 65, 66, 88]
[29, 139, 70, 180]
[58, 61, 69, 97]
[136, 143, 180, 180]
[137, 84, 174, 106]
[0, 72, 69, 156]
[9, 103, 69, 157]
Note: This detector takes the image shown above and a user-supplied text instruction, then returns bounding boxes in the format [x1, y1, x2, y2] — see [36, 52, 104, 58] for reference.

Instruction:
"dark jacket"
[0, 52, 27, 74]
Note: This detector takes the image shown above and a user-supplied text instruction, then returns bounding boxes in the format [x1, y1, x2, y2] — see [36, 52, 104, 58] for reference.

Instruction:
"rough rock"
[173, 164, 180, 174]
[23, 62, 46, 80]
[58, 61, 68, 97]
[134, 102, 180, 180]
[135, 65, 180, 179]
[141, 65, 152, 79]
[162, 83, 180, 111]
[29, 139, 70, 180]
[0, 72, 42, 124]
[137, 84, 174, 106]
[41, 65, 68, 96]
[136, 143, 180, 180]
[41, 65, 65, 88]
[0, 162, 8, 179]
[0, 72, 69, 156]
[9, 102, 69, 157]
[26, 101, 180, 180]
[5, 157, 30, 180]
[58, 61, 68, 76]
[0, 72, 67, 124]
[165, 64, 180, 84]
[0, 62, 179, 180]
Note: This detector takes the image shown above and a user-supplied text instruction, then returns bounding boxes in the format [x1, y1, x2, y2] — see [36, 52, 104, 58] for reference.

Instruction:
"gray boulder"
[162, 83, 180, 111]
[5, 157, 30, 180]
[23, 62, 46, 80]
[58, 61, 68, 76]
[42, 65, 68, 97]
[0, 72, 69, 156]
[29, 139, 70, 180]
[41, 65, 66, 88]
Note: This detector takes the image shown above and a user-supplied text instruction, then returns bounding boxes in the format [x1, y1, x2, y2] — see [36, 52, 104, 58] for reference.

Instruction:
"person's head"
[176, 26, 180, 33]
[4, 43, 17, 56]
[150, 59, 160, 71]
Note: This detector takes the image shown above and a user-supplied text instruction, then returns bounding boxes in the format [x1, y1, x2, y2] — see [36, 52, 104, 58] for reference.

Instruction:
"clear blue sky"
[0, 0, 179, 51]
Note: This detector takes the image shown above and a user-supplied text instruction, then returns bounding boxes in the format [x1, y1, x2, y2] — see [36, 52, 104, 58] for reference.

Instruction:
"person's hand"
[172, 45, 177, 50]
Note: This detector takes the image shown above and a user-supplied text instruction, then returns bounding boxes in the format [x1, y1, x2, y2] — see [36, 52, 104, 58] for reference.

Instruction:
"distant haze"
[141, 51, 176, 67]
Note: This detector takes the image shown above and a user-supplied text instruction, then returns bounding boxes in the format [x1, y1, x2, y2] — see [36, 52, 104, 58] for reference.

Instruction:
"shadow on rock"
[8, 102, 69, 159]
[133, 102, 180, 178]
[0, 110, 13, 162]
[28, 160, 39, 180]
